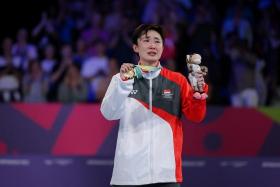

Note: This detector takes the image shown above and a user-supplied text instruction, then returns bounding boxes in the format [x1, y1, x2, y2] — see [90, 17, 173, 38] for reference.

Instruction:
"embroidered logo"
[130, 90, 138, 95]
[162, 89, 173, 99]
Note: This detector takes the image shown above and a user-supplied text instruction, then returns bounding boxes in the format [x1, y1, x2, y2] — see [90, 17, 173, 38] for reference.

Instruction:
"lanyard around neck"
[134, 65, 161, 79]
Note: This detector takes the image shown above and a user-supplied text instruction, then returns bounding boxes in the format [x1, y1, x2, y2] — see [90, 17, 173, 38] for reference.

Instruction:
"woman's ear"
[133, 44, 138, 53]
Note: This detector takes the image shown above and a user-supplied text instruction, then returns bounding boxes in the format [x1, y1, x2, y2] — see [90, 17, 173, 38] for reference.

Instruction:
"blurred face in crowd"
[28, 60, 42, 78]
[61, 44, 72, 59]
[2, 37, 13, 52]
[95, 41, 106, 56]
[76, 39, 86, 53]
[44, 45, 55, 59]
[67, 64, 80, 80]
[133, 30, 164, 66]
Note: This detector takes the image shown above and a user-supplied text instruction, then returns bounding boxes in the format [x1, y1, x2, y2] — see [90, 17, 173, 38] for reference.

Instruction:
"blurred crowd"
[0, 0, 279, 107]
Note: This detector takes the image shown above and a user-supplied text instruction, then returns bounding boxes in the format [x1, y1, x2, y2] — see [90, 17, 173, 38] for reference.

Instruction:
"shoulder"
[160, 67, 187, 83]
[160, 68, 190, 90]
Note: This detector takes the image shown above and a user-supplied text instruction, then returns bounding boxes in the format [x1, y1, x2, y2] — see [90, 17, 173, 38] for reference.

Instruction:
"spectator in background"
[141, 0, 161, 24]
[47, 44, 73, 101]
[22, 60, 48, 102]
[104, 1, 123, 34]
[73, 38, 89, 67]
[32, 11, 58, 50]
[262, 13, 280, 105]
[94, 58, 119, 102]
[0, 37, 20, 72]
[107, 17, 135, 67]
[58, 63, 87, 103]
[0, 37, 22, 102]
[222, 5, 253, 49]
[81, 12, 109, 51]
[0, 72, 21, 102]
[228, 38, 259, 107]
[187, 4, 215, 54]
[12, 28, 38, 71]
[81, 39, 109, 102]
[56, 8, 76, 44]
[40, 44, 57, 77]
[161, 17, 178, 71]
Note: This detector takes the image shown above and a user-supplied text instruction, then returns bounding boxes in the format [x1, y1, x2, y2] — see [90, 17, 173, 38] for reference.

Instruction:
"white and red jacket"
[100, 66, 207, 185]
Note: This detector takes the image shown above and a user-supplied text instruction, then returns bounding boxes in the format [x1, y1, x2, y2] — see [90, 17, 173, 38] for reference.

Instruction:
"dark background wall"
[0, 0, 56, 39]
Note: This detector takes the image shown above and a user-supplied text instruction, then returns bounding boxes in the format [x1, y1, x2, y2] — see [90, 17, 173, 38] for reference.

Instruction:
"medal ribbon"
[134, 65, 161, 79]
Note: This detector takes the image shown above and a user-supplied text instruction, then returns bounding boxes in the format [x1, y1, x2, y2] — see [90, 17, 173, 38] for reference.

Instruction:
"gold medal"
[123, 69, 135, 79]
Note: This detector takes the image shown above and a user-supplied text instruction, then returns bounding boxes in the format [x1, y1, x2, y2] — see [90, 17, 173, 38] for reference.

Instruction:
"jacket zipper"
[149, 78, 153, 182]
[149, 79, 152, 110]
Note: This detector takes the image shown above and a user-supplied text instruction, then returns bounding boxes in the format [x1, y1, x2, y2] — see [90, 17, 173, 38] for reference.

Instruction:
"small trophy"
[186, 53, 208, 100]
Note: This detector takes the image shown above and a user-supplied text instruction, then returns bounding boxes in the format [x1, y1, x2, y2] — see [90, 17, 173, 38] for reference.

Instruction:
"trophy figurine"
[186, 53, 208, 100]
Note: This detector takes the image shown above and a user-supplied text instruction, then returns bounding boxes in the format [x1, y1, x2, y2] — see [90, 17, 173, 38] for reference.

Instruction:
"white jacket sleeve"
[100, 73, 134, 120]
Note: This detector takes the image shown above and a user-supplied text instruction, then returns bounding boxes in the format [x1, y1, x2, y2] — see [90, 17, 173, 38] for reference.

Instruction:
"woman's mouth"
[147, 51, 157, 56]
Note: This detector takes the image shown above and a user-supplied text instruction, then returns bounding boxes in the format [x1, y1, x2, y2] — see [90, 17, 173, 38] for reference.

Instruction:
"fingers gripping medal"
[123, 68, 135, 79]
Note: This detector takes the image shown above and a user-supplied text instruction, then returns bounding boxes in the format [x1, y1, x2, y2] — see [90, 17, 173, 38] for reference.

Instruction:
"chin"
[140, 56, 160, 65]
[147, 57, 159, 63]
[146, 60, 158, 65]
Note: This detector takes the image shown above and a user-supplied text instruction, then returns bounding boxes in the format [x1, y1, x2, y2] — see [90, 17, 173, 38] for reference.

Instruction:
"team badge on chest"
[162, 89, 173, 99]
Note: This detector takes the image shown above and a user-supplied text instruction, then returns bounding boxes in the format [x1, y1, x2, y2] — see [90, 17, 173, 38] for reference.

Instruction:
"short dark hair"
[132, 24, 164, 45]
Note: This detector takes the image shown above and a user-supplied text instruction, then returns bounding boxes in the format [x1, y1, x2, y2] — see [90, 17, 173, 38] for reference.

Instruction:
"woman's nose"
[149, 42, 156, 48]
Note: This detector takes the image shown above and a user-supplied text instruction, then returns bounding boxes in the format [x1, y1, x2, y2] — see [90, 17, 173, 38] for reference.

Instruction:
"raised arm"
[180, 75, 208, 123]
[100, 63, 135, 120]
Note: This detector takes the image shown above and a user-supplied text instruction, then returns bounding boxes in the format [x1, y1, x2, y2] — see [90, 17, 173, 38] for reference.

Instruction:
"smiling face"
[133, 30, 164, 66]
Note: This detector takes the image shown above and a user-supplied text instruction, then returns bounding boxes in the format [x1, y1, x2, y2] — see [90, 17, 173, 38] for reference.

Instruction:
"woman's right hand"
[120, 63, 135, 80]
